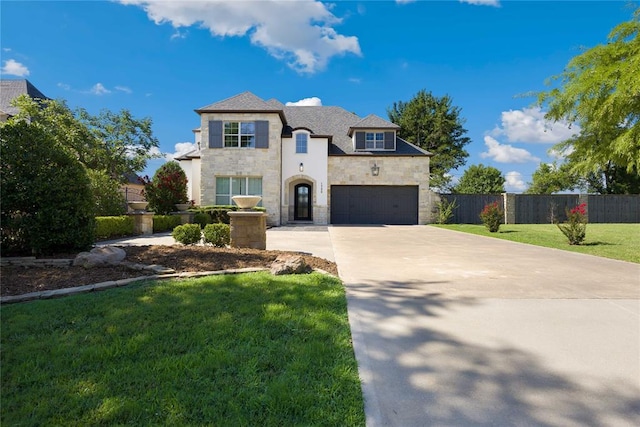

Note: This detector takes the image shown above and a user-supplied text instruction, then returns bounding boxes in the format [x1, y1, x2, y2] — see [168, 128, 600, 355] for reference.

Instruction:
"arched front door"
[294, 183, 312, 221]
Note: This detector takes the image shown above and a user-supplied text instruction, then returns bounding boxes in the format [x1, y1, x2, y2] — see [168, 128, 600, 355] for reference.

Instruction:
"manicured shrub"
[479, 201, 503, 233]
[153, 215, 182, 233]
[557, 203, 587, 245]
[203, 223, 231, 247]
[196, 205, 267, 224]
[95, 216, 135, 240]
[172, 224, 202, 245]
[143, 161, 188, 215]
[1, 120, 95, 255]
[193, 212, 213, 228]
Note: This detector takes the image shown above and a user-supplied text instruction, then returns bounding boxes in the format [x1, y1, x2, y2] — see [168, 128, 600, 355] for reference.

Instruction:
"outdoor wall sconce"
[299, 162, 304, 172]
[371, 162, 380, 176]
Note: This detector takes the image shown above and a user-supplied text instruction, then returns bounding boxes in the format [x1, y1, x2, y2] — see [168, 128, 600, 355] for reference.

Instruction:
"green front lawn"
[1, 272, 365, 426]
[433, 223, 640, 263]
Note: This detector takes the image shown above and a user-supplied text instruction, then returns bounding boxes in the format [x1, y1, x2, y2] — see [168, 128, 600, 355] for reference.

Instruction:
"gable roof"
[0, 79, 49, 117]
[348, 114, 400, 135]
[195, 91, 287, 123]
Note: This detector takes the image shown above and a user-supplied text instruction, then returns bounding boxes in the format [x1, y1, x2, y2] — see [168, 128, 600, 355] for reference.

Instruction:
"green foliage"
[526, 162, 582, 194]
[479, 201, 503, 233]
[193, 212, 213, 228]
[1, 120, 95, 255]
[143, 162, 189, 215]
[435, 198, 457, 224]
[556, 203, 588, 245]
[95, 216, 135, 240]
[171, 223, 202, 245]
[87, 169, 127, 216]
[9, 95, 161, 179]
[203, 223, 231, 247]
[537, 7, 640, 189]
[153, 215, 182, 233]
[387, 89, 471, 190]
[454, 164, 505, 194]
[194, 206, 266, 225]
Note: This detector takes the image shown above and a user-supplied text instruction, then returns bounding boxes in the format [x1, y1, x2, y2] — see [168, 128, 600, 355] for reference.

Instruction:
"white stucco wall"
[281, 131, 329, 224]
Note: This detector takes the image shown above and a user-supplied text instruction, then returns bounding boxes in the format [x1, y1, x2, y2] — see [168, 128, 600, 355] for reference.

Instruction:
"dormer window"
[366, 132, 384, 150]
[354, 130, 396, 151]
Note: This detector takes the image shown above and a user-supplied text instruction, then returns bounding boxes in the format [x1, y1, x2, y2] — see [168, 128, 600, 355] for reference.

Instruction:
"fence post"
[503, 193, 516, 224]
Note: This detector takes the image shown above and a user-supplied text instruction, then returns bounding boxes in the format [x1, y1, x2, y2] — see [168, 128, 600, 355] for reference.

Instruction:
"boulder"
[73, 246, 126, 268]
[270, 254, 311, 276]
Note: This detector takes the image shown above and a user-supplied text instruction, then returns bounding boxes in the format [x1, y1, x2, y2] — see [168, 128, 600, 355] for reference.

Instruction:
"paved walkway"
[329, 226, 640, 426]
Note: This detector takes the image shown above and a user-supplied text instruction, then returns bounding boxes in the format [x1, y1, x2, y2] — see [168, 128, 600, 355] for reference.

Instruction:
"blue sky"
[1, 0, 636, 192]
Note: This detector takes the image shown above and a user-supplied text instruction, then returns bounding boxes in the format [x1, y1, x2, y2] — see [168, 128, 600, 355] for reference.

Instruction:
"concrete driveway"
[329, 226, 640, 427]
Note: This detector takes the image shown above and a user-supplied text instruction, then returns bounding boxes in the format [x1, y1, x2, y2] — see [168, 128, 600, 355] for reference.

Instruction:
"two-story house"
[177, 91, 435, 226]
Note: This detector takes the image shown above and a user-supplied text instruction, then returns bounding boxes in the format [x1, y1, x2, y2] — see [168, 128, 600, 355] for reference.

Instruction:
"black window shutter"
[209, 120, 223, 148]
[255, 120, 269, 148]
[355, 132, 365, 150]
[384, 131, 395, 150]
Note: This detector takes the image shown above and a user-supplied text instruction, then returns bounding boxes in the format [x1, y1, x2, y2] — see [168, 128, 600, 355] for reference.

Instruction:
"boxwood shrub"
[203, 223, 230, 247]
[95, 216, 135, 240]
[153, 215, 182, 233]
[172, 224, 202, 245]
[194, 205, 267, 224]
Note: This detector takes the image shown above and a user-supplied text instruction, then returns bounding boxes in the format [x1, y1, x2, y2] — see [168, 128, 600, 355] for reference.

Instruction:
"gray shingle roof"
[0, 79, 49, 117]
[196, 91, 431, 156]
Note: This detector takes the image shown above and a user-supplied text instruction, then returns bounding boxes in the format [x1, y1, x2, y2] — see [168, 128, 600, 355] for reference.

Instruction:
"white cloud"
[87, 83, 111, 95]
[492, 107, 577, 144]
[57, 82, 71, 90]
[115, 85, 132, 94]
[2, 48, 11, 52]
[481, 135, 540, 164]
[505, 171, 527, 192]
[119, 0, 361, 74]
[167, 142, 198, 160]
[460, 0, 500, 6]
[170, 29, 187, 40]
[348, 77, 361, 84]
[395, 0, 417, 4]
[1, 59, 30, 77]
[285, 96, 322, 107]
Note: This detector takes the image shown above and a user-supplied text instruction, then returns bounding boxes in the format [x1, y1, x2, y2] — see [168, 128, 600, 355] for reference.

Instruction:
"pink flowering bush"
[480, 201, 503, 233]
[557, 203, 587, 245]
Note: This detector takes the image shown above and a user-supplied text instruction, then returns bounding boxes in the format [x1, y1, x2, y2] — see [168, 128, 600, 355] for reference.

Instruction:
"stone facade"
[199, 113, 283, 226]
[328, 156, 435, 224]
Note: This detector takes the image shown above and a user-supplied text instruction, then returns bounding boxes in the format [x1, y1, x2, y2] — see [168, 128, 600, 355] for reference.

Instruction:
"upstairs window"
[224, 122, 255, 148]
[296, 133, 308, 153]
[365, 132, 384, 150]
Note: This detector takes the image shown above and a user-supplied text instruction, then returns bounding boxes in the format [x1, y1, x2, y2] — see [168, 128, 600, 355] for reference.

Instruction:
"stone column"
[129, 212, 154, 235]
[228, 211, 267, 250]
[503, 193, 516, 224]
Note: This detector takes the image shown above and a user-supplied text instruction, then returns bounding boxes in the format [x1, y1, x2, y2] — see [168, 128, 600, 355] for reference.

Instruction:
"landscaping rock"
[73, 246, 126, 268]
[270, 254, 311, 275]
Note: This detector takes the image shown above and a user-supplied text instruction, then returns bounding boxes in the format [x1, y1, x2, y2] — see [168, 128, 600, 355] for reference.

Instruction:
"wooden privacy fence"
[439, 193, 640, 224]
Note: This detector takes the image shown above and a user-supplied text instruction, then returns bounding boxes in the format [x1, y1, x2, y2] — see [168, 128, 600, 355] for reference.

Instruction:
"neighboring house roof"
[196, 91, 432, 157]
[123, 172, 144, 185]
[0, 79, 49, 117]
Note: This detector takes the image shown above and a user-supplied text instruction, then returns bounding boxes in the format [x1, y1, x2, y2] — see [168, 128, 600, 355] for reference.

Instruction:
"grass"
[432, 223, 640, 263]
[1, 272, 365, 426]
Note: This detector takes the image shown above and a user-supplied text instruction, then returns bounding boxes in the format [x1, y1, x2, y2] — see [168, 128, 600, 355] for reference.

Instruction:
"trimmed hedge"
[95, 216, 135, 240]
[195, 205, 267, 224]
[193, 212, 213, 229]
[153, 215, 182, 233]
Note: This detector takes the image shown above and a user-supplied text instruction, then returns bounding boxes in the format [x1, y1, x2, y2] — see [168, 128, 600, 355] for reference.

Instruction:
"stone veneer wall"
[199, 113, 283, 226]
[328, 156, 435, 224]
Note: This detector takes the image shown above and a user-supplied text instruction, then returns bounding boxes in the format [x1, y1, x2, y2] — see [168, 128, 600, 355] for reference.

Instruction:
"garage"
[330, 185, 418, 225]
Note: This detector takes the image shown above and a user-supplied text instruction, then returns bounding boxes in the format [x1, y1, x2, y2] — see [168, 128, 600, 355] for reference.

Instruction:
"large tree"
[388, 89, 471, 190]
[526, 162, 582, 194]
[454, 164, 505, 194]
[537, 7, 640, 193]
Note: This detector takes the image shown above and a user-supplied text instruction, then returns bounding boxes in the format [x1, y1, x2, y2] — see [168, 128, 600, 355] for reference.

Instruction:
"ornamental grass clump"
[480, 201, 503, 233]
[557, 203, 587, 245]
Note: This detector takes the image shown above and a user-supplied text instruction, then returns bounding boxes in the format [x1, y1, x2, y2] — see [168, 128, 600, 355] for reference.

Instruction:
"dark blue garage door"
[330, 185, 418, 225]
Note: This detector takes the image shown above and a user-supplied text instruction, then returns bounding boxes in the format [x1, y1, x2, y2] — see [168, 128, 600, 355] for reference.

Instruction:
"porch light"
[371, 162, 380, 176]
[299, 162, 304, 172]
